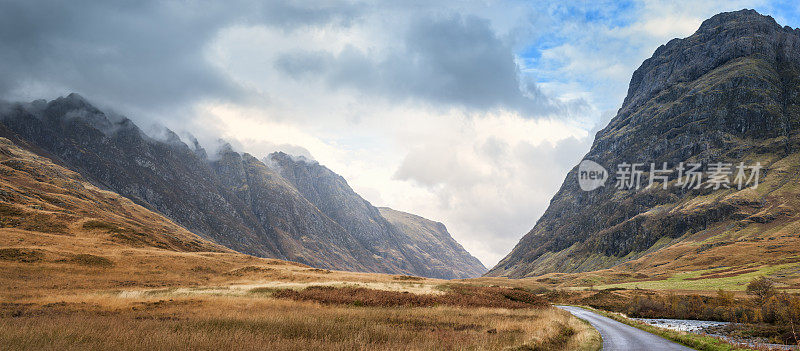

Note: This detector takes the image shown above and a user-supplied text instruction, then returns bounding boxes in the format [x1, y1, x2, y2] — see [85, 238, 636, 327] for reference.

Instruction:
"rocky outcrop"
[488, 10, 800, 278]
[210, 146, 383, 272]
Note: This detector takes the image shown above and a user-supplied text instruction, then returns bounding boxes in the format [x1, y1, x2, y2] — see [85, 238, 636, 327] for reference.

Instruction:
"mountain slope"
[489, 9, 800, 278]
[210, 145, 385, 272]
[0, 95, 281, 258]
[378, 207, 487, 279]
[0, 95, 485, 278]
[268, 152, 426, 275]
[0, 136, 225, 254]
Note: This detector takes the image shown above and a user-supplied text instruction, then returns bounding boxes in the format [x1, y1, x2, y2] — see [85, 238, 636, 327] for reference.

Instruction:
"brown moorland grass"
[0, 225, 599, 350]
[273, 285, 547, 309]
[0, 295, 599, 351]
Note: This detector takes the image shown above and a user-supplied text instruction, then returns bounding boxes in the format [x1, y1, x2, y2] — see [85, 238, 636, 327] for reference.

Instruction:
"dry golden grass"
[0, 296, 599, 351]
[0, 228, 600, 351]
[0, 236, 600, 351]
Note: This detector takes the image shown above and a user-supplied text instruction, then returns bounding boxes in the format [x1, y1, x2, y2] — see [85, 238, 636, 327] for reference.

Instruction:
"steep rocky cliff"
[210, 145, 384, 272]
[268, 152, 423, 273]
[489, 10, 800, 278]
[0, 95, 485, 278]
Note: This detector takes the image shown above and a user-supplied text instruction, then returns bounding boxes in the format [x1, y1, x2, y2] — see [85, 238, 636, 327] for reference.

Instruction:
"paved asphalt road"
[558, 305, 695, 351]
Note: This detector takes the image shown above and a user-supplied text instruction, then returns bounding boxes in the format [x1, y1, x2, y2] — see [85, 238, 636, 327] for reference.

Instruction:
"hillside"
[0, 136, 244, 292]
[0, 95, 484, 278]
[0, 136, 223, 253]
[488, 9, 800, 279]
[378, 207, 487, 278]
[210, 144, 389, 273]
[0, 95, 282, 258]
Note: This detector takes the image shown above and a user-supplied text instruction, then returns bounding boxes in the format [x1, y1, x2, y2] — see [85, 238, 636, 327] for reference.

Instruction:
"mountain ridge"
[0, 94, 485, 279]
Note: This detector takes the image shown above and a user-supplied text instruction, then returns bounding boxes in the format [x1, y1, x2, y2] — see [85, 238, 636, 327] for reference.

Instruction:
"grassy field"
[0, 255, 602, 351]
[0, 224, 604, 351]
[593, 263, 800, 291]
[0, 222, 604, 350]
[0, 295, 601, 351]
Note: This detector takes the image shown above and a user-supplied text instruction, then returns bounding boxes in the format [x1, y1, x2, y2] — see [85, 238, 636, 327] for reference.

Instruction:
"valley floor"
[0, 230, 599, 351]
[0, 294, 598, 351]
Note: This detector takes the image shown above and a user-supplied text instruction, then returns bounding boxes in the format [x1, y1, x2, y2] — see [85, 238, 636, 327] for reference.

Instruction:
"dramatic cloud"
[273, 14, 576, 115]
[1, 0, 799, 267]
[0, 0, 363, 115]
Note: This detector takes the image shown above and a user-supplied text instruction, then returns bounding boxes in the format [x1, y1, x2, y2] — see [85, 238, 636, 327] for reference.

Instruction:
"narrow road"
[558, 305, 695, 351]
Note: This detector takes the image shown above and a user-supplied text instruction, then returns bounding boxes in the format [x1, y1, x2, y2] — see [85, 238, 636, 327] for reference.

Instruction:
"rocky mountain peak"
[44, 93, 108, 127]
[58, 92, 93, 109]
[188, 135, 208, 160]
[269, 151, 318, 166]
[621, 9, 800, 117]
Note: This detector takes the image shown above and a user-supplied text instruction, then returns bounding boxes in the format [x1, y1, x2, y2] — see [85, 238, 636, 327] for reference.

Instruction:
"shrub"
[746, 276, 776, 306]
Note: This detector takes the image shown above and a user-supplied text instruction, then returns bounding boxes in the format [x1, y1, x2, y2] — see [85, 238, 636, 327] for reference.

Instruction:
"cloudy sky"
[2, 0, 799, 267]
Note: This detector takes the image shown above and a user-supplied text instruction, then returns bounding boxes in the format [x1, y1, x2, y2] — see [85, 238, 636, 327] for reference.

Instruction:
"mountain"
[268, 152, 486, 278]
[0, 134, 351, 295]
[488, 10, 800, 278]
[0, 95, 484, 278]
[263, 151, 486, 278]
[378, 207, 487, 278]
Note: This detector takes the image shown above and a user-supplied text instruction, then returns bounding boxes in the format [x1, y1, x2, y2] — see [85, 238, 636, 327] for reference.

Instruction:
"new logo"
[578, 160, 608, 191]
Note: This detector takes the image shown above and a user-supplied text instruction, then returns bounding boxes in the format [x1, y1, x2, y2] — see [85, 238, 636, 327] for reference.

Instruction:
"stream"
[633, 318, 799, 350]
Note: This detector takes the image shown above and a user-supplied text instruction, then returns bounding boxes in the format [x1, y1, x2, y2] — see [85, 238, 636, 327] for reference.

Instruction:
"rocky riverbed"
[633, 318, 799, 350]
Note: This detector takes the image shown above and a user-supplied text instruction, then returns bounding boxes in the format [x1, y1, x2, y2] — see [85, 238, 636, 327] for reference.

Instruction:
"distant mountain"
[0, 95, 484, 278]
[268, 150, 486, 278]
[210, 144, 387, 273]
[488, 10, 800, 278]
[378, 207, 487, 279]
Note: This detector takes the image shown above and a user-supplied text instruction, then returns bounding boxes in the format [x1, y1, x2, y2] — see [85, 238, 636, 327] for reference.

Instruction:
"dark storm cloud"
[0, 0, 362, 113]
[274, 14, 583, 116]
[260, 1, 361, 28]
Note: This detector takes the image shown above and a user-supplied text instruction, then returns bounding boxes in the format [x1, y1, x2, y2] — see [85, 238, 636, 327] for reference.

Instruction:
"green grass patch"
[595, 263, 799, 291]
[248, 287, 280, 295]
